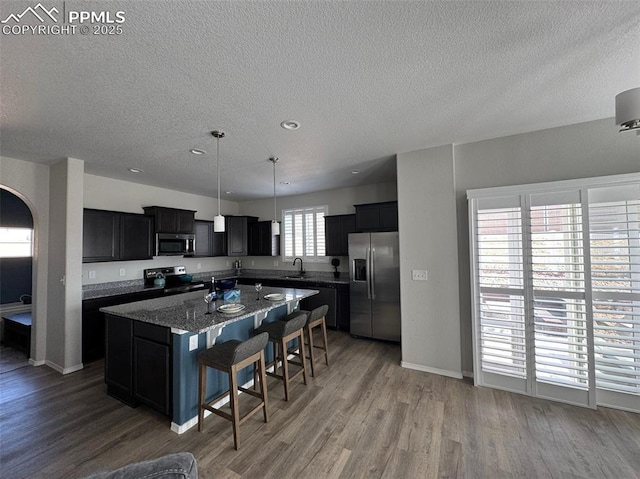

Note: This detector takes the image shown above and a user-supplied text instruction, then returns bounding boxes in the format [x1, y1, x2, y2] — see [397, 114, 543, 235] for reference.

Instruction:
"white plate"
[264, 293, 285, 301]
[217, 304, 246, 314]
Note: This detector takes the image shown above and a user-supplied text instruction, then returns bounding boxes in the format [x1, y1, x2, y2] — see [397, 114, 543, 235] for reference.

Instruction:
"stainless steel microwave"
[155, 233, 196, 256]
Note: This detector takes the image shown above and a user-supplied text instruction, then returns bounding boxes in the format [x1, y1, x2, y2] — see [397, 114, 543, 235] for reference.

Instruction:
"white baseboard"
[29, 359, 45, 366]
[171, 376, 257, 434]
[45, 360, 83, 375]
[401, 361, 463, 379]
[462, 370, 474, 379]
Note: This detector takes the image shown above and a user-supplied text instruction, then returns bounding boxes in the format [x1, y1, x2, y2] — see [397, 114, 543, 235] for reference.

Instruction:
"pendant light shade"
[212, 130, 225, 233]
[269, 157, 280, 236]
[616, 87, 640, 132]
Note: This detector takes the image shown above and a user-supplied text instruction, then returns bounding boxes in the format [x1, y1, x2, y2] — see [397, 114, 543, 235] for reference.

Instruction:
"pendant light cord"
[273, 158, 277, 222]
[216, 135, 221, 216]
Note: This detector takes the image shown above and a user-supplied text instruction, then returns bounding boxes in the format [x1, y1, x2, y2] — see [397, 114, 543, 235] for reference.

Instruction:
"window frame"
[281, 205, 328, 263]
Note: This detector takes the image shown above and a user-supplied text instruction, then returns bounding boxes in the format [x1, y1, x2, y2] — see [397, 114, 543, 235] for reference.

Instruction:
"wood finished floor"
[1, 331, 639, 479]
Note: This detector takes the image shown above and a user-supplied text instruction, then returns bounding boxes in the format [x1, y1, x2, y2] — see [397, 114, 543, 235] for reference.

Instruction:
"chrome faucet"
[293, 257, 305, 276]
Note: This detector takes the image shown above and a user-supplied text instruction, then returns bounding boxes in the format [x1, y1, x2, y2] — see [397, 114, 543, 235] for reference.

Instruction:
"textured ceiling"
[1, 1, 639, 200]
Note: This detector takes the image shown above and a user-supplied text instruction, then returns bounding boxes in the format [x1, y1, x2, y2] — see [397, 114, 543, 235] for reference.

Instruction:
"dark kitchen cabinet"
[120, 213, 154, 260]
[194, 220, 226, 257]
[354, 201, 398, 232]
[249, 221, 280, 256]
[143, 206, 195, 234]
[105, 314, 172, 416]
[325, 214, 356, 256]
[83, 289, 163, 363]
[83, 209, 153, 263]
[225, 216, 258, 256]
[105, 314, 135, 406]
[133, 321, 172, 415]
[83, 209, 119, 262]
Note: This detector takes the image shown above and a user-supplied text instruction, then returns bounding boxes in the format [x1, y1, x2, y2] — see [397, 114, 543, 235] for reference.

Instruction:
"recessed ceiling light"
[129, 168, 143, 173]
[280, 120, 301, 131]
[280, 181, 290, 185]
[190, 148, 206, 155]
[351, 170, 360, 174]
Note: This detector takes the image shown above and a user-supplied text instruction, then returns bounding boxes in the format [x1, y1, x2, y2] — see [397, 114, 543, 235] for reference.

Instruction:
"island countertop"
[100, 284, 318, 334]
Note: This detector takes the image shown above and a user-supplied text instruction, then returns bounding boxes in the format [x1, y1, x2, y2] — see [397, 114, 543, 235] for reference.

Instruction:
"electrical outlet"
[273, 260, 279, 267]
[119, 268, 125, 277]
[197, 263, 201, 269]
[189, 335, 198, 351]
[251, 260, 255, 266]
[412, 269, 428, 281]
[88, 270, 96, 279]
[226, 261, 230, 267]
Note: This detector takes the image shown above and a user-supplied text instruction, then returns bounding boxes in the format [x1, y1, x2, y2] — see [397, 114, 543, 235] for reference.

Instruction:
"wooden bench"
[2, 312, 31, 357]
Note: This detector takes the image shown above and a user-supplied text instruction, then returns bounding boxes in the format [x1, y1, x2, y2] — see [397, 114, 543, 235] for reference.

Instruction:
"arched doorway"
[0, 187, 36, 363]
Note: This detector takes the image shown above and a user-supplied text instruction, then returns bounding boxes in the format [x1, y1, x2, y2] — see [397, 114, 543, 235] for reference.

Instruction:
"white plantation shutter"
[469, 174, 640, 413]
[282, 205, 327, 261]
[474, 204, 526, 390]
[588, 186, 640, 411]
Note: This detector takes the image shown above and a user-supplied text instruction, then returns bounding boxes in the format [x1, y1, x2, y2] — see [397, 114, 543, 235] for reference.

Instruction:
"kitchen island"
[100, 284, 318, 433]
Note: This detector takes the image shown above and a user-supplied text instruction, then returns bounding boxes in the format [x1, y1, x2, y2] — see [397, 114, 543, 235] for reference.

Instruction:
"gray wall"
[397, 145, 462, 377]
[397, 117, 639, 377]
[454, 117, 639, 373]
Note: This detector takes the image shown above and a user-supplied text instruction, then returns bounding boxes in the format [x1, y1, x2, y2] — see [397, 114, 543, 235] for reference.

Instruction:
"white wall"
[397, 145, 462, 378]
[0, 156, 50, 364]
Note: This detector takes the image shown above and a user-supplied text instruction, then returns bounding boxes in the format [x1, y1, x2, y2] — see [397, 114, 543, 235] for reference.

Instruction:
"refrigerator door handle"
[370, 248, 376, 300]
[366, 248, 371, 299]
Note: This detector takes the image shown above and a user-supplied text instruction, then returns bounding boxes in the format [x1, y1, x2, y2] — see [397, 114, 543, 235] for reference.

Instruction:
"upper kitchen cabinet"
[325, 214, 356, 256]
[119, 213, 154, 260]
[225, 215, 258, 256]
[248, 221, 280, 256]
[194, 220, 226, 257]
[143, 206, 196, 234]
[83, 209, 153, 263]
[83, 209, 120, 262]
[354, 201, 398, 232]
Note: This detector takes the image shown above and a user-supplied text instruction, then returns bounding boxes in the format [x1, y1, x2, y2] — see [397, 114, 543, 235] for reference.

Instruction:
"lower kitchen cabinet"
[105, 314, 172, 416]
[82, 289, 163, 363]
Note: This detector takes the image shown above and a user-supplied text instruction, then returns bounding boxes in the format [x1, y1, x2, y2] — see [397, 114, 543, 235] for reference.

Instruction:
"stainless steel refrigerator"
[349, 232, 401, 341]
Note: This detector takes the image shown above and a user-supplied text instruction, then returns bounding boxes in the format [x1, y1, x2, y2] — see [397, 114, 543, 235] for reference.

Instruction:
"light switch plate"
[119, 268, 125, 277]
[88, 270, 96, 279]
[189, 335, 198, 351]
[412, 269, 428, 281]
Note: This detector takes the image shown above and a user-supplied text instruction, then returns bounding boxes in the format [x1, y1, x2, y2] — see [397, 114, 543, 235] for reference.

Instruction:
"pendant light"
[211, 130, 225, 232]
[269, 157, 280, 235]
[616, 87, 640, 132]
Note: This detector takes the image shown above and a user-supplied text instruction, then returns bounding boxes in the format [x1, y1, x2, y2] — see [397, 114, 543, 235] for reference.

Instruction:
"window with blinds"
[469, 174, 640, 413]
[282, 205, 327, 261]
[589, 187, 640, 407]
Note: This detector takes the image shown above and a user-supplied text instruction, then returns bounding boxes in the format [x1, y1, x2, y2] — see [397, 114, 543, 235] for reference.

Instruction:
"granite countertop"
[99, 284, 318, 334]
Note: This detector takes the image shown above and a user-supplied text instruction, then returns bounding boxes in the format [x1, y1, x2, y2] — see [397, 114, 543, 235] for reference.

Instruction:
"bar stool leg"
[298, 331, 308, 385]
[229, 365, 240, 450]
[258, 352, 269, 423]
[198, 360, 206, 432]
[307, 324, 316, 377]
[280, 338, 290, 400]
[321, 319, 329, 366]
